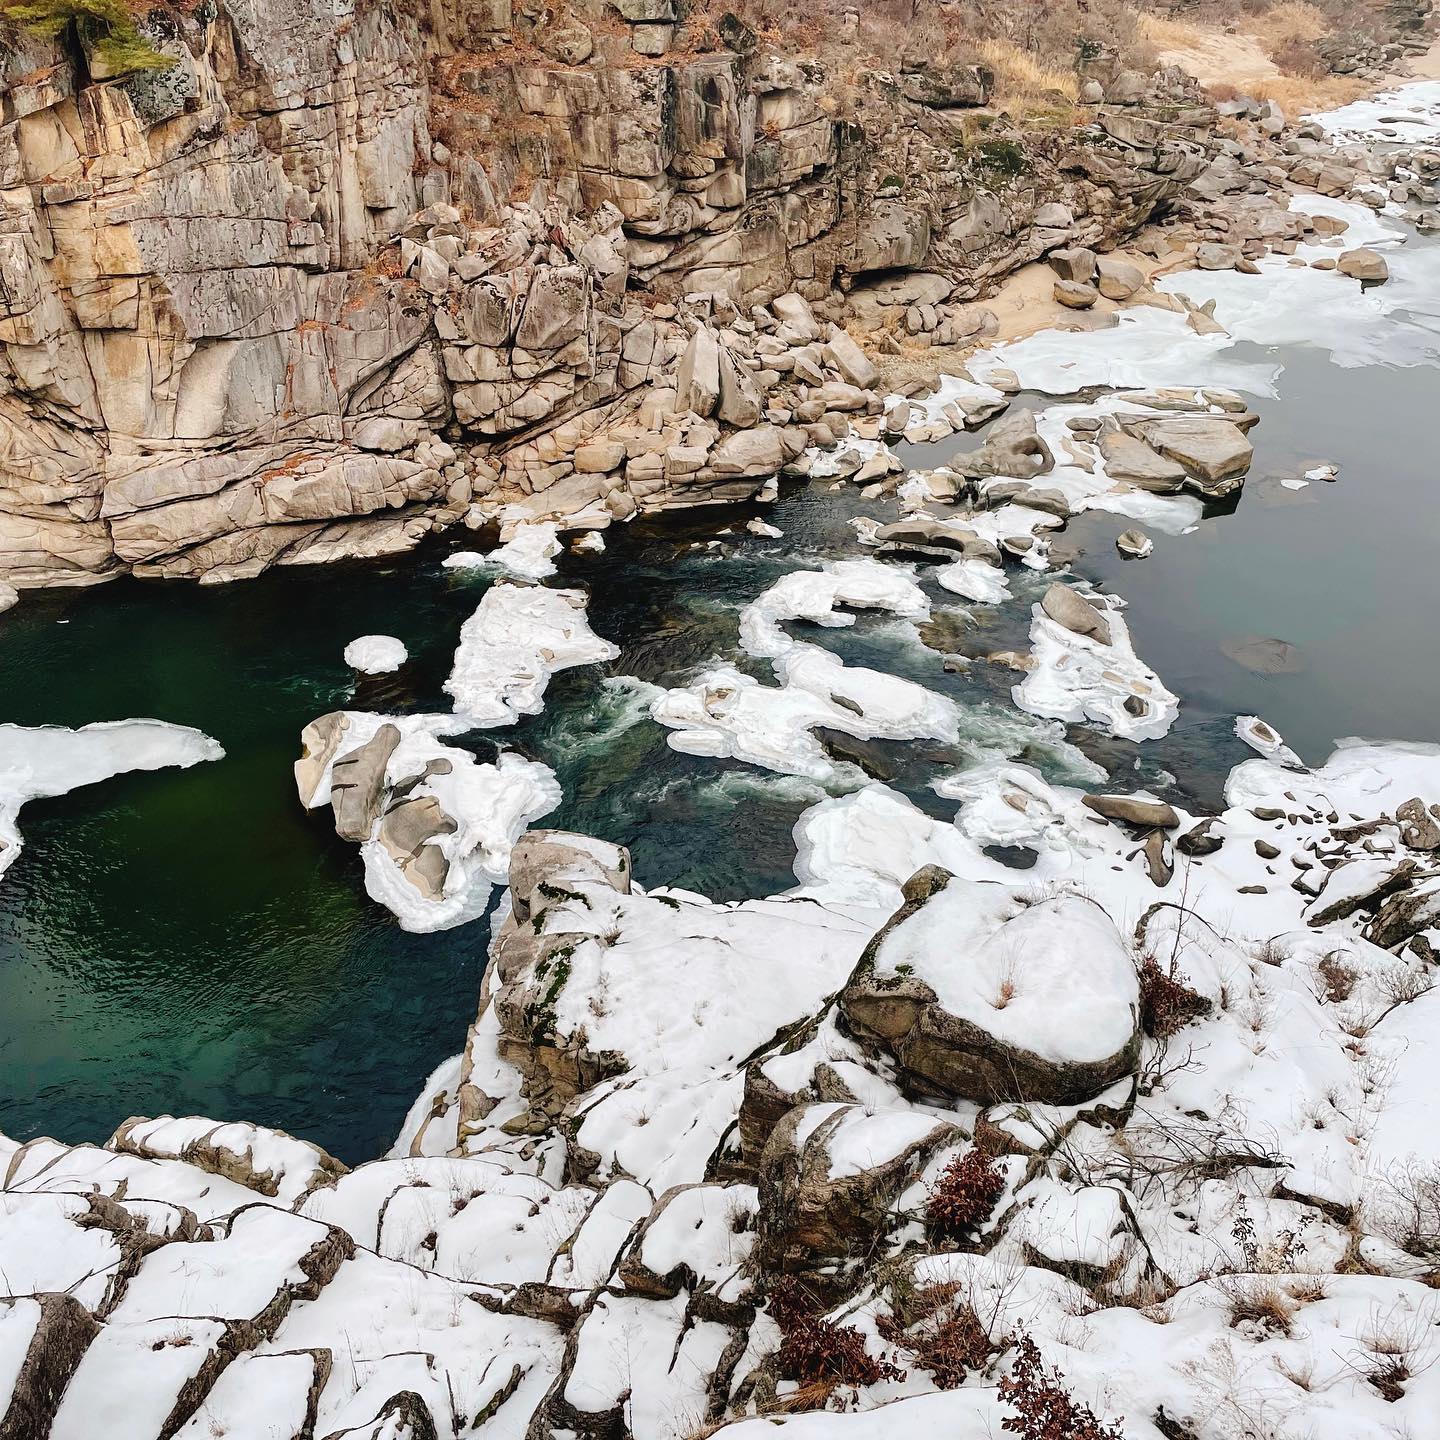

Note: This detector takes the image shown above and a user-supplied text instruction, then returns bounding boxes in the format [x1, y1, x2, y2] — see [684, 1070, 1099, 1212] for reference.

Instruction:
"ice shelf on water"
[0, 719, 224, 882]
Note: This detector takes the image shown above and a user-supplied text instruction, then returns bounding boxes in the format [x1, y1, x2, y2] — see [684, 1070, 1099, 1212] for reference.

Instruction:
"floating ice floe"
[736, 557, 931, 660]
[0, 719, 224, 882]
[653, 560, 956, 781]
[295, 709, 561, 932]
[445, 582, 620, 727]
[443, 520, 562, 579]
[651, 651, 957, 783]
[1235, 713, 1304, 767]
[1014, 591, 1179, 742]
[935, 556, 1011, 602]
[343, 634, 408, 674]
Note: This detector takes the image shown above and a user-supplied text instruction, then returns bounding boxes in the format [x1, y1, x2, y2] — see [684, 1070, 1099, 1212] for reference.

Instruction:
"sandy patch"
[1154, 31, 1281, 90]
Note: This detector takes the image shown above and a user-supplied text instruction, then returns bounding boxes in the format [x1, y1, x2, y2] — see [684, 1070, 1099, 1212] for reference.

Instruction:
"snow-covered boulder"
[841, 867, 1141, 1105]
[756, 1102, 962, 1279]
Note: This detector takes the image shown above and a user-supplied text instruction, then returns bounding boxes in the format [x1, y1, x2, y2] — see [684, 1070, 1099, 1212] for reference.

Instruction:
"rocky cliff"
[0, 0, 1211, 587]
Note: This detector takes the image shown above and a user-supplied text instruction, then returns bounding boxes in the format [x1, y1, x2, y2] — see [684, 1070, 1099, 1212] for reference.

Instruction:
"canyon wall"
[0, 0, 1211, 586]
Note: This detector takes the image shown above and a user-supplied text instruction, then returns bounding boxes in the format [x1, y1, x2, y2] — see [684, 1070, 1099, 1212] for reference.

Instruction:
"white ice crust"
[443, 520, 563, 579]
[445, 582, 620, 727]
[343, 634, 408, 673]
[0, 720, 224, 881]
[1014, 593, 1180, 741]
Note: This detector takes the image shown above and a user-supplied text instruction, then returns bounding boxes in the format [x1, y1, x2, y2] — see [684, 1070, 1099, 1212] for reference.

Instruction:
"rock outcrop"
[0, 0, 1211, 588]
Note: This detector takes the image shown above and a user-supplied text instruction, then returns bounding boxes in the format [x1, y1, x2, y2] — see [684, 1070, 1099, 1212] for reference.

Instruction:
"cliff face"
[0, 0, 1209, 587]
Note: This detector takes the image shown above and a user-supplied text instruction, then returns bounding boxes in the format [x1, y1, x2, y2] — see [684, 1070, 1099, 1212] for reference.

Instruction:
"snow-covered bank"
[7, 732, 1440, 1439]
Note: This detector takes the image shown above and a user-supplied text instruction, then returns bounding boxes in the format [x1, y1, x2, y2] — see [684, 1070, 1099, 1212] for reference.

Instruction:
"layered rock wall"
[0, 0, 1210, 586]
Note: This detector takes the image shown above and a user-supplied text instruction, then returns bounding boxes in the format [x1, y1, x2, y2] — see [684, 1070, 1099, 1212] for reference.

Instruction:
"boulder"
[756, 1101, 961, 1276]
[1121, 416, 1253, 494]
[1040, 582, 1111, 646]
[1096, 256, 1145, 300]
[1081, 793, 1179, 829]
[707, 426, 785, 476]
[839, 868, 1141, 1106]
[1099, 431, 1187, 491]
[771, 292, 822, 340]
[1337, 247, 1389, 282]
[716, 347, 763, 427]
[676, 328, 722, 416]
[375, 794, 456, 898]
[875, 518, 998, 561]
[823, 326, 880, 389]
[1054, 279, 1098, 309]
[1196, 242, 1239, 270]
[1049, 247, 1097, 284]
[956, 409, 1053, 480]
[329, 724, 401, 841]
[1115, 528, 1153, 559]
[508, 830, 631, 924]
[1396, 797, 1440, 852]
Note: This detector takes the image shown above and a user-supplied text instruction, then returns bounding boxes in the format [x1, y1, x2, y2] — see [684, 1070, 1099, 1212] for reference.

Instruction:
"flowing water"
[2, 215, 1437, 1165]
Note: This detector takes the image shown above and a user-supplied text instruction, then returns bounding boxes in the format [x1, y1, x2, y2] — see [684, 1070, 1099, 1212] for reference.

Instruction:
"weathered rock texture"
[0, 0, 1211, 587]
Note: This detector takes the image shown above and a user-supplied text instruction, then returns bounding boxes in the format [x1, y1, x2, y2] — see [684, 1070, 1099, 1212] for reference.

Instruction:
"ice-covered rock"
[295, 710, 560, 931]
[1015, 590, 1178, 741]
[445, 581, 619, 727]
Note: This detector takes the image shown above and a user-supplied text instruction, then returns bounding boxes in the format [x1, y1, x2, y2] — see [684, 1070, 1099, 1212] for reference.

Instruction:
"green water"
[4, 252, 1439, 1163]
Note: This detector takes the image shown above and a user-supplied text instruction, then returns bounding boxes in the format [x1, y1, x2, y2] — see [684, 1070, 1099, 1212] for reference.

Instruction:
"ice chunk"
[0, 720, 224, 882]
[343, 634, 408, 673]
[443, 520, 562, 579]
[445, 582, 619, 727]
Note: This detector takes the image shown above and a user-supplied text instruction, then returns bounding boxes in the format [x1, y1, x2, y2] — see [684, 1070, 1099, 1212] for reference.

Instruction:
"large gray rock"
[823, 326, 880, 389]
[1041, 582, 1112, 645]
[1121, 416, 1253, 494]
[1049, 247, 1097, 284]
[1081, 793, 1180, 829]
[376, 794, 457, 899]
[956, 409, 1054, 480]
[1099, 431, 1187, 490]
[676, 328, 722, 417]
[756, 1101, 962, 1277]
[330, 724, 402, 841]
